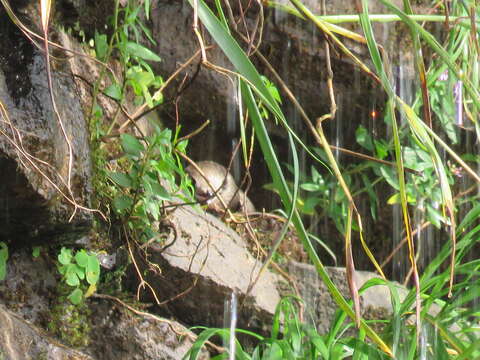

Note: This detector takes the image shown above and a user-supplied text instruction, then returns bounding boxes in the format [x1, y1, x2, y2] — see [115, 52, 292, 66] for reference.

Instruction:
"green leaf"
[388, 192, 415, 205]
[379, 166, 399, 190]
[32, 246, 41, 258]
[125, 42, 161, 62]
[311, 166, 322, 184]
[0, 242, 8, 281]
[0, 264, 5, 281]
[74, 264, 85, 280]
[86, 256, 100, 285]
[302, 197, 321, 214]
[84, 283, 97, 298]
[125, 5, 141, 24]
[355, 125, 374, 151]
[264, 342, 283, 359]
[75, 250, 89, 268]
[387, 193, 401, 205]
[113, 195, 133, 212]
[120, 133, 144, 156]
[427, 204, 445, 229]
[300, 183, 321, 192]
[64, 263, 85, 281]
[104, 83, 123, 101]
[130, 69, 154, 89]
[145, 200, 160, 221]
[94, 32, 108, 61]
[68, 288, 83, 305]
[108, 172, 132, 188]
[58, 247, 72, 265]
[374, 139, 389, 159]
[65, 271, 80, 287]
[0, 242, 8, 262]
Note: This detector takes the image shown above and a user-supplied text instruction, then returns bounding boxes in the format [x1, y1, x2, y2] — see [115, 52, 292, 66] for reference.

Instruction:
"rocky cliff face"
[0, 1, 414, 358]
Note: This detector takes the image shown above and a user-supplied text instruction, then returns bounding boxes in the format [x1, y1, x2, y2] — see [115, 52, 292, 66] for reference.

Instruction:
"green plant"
[0, 242, 7, 281]
[185, 296, 386, 360]
[92, 0, 163, 123]
[86, 0, 195, 246]
[32, 246, 41, 258]
[57, 247, 100, 304]
[181, 0, 480, 356]
[107, 126, 192, 244]
[188, 0, 389, 353]
[48, 291, 93, 347]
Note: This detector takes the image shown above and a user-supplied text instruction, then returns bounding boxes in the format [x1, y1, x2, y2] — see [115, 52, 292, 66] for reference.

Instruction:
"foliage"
[184, 296, 385, 360]
[87, 0, 194, 248]
[378, 202, 480, 358]
[93, 0, 163, 110]
[184, 0, 480, 357]
[107, 126, 192, 243]
[47, 289, 93, 347]
[2, 0, 478, 357]
[295, 125, 454, 235]
[185, 202, 480, 359]
[0, 242, 7, 281]
[57, 247, 100, 304]
[188, 0, 389, 353]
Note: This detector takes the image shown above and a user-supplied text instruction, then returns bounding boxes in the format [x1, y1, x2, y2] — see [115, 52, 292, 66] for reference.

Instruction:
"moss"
[34, 350, 48, 360]
[47, 284, 92, 348]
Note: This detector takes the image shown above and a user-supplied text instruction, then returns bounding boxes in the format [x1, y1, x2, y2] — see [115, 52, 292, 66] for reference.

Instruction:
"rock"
[149, 0, 390, 165]
[1, 248, 209, 360]
[88, 297, 210, 360]
[0, 303, 93, 360]
[186, 160, 256, 214]
[0, 15, 93, 247]
[288, 261, 408, 333]
[126, 206, 282, 334]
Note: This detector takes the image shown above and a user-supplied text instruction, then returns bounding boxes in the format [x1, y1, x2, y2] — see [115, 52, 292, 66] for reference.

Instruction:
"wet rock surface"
[0, 15, 92, 247]
[288, 261, 408, 334]
[126, 206, 282, 335]
[0, 304, 94, 360]
[1, 248, 210, 360]
[88, 298, 210, 360]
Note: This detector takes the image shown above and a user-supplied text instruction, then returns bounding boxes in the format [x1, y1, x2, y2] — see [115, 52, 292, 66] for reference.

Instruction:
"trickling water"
[223, 291, 238, 359]
[455, 80, 463, 127]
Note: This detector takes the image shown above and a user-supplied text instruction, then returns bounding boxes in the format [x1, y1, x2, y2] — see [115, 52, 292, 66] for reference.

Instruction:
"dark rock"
[89, 298, 210, 360]
[1, 248, 209, 359]
[0, 303, 94, 360]
[0, 17, 93, 247]
[288, 261, 407, 334]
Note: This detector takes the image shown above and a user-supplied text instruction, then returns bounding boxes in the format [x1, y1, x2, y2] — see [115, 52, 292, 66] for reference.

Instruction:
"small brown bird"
[185, 161, 255, 214]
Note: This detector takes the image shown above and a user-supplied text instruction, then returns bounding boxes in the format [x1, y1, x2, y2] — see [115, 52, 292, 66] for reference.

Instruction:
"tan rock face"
[186, 161, 255, 214]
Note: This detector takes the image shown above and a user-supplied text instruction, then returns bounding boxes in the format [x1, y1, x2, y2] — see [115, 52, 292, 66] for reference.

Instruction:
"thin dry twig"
[126, 236, 162, 305]
[42, 28, 75, 195]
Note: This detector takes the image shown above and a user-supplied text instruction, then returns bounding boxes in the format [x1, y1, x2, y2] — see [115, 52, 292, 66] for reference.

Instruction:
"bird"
[185, 161, 256, 214]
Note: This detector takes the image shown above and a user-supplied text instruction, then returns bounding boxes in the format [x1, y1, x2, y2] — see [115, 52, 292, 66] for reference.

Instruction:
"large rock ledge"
[127, 206, 282, 334]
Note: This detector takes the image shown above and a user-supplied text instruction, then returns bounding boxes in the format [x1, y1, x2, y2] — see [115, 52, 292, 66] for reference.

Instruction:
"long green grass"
[183, 0, 480, 358]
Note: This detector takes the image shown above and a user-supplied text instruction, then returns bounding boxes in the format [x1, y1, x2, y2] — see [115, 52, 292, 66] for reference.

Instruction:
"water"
[223, 292, 238, 359]
[188, 1, 479, 357]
